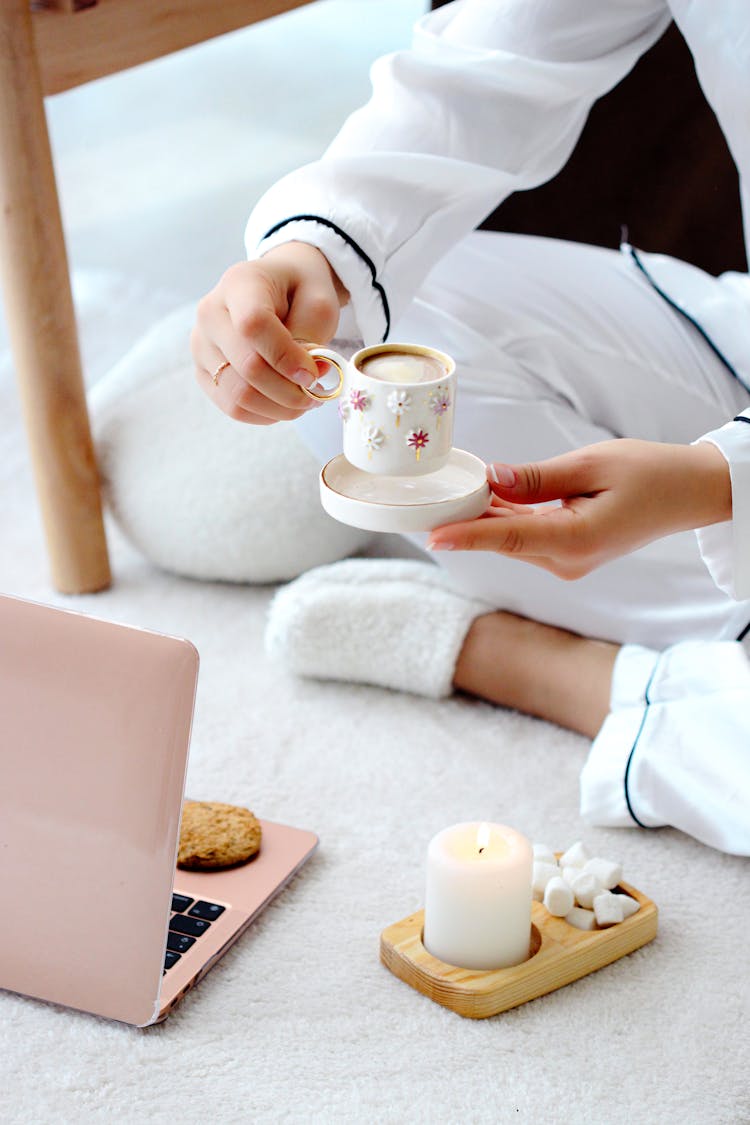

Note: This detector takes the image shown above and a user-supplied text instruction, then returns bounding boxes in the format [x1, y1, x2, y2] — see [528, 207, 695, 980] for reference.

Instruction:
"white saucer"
[320, 448, 490, 533]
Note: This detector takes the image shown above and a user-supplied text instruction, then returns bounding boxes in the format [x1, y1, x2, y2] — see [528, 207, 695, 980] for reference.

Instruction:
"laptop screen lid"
[0, 593, 198, 1026]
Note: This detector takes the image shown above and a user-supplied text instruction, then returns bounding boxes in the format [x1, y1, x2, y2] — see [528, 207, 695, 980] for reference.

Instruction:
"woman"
[191, 0, 750, 853]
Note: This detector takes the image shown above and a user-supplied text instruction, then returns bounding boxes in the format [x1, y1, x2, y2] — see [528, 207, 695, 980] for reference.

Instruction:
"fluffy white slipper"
[265, 558, 493, 698]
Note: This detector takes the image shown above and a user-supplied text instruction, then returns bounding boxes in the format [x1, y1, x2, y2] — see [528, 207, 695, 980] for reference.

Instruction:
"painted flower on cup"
[362, 424, 385, 458]
[387, 388, 412, 428]
[429, 387, 451, 428]
[349, 388, 370, 414]
[406, 428, 430, 462]
[338, 398, 351, 422]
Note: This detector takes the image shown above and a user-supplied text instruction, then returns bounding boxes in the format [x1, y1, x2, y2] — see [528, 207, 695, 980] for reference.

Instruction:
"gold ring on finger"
[212, 359, 231, 386]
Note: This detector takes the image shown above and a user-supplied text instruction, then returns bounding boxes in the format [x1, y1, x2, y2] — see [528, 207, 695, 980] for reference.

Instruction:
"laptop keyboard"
[164, 893, 226, 973]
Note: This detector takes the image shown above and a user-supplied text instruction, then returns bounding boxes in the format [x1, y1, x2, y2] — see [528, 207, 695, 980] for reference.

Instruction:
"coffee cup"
[303, 343, 456, 477]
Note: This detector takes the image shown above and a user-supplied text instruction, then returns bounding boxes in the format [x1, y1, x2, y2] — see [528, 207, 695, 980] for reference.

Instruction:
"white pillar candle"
[423, 822, 533, 970]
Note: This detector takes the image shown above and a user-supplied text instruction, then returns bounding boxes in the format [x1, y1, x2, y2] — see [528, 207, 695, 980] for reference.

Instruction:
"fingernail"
[426, 539, 454, 551]
[488, 463, 516, 487]
[289, 368, 315, 388]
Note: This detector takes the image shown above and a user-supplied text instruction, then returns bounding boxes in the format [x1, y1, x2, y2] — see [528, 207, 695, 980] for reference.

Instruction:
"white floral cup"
[304, 342, 457, 477]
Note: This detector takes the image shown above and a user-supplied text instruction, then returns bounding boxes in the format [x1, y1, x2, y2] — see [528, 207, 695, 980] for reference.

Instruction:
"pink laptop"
[0, 593, 318, 1026]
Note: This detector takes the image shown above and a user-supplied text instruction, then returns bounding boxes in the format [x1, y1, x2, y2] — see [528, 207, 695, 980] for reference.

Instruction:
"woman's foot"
[454, 612, 618, 737]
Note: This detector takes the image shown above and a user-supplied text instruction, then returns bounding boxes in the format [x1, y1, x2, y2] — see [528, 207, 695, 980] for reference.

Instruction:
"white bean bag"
[89, 303, 372, 583]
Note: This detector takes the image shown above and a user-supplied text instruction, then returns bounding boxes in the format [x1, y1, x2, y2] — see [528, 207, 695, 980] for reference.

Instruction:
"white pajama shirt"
[244, 0, 750, 854]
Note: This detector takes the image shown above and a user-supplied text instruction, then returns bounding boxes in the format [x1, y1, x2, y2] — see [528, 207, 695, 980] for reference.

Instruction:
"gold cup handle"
[299, 346, 345, 401]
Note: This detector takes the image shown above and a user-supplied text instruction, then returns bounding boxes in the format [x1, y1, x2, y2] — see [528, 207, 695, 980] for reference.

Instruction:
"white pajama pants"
[296, 231, 750, 854]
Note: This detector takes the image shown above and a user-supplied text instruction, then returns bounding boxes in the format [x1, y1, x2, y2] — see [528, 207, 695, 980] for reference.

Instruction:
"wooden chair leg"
[0, 0, 110, 593]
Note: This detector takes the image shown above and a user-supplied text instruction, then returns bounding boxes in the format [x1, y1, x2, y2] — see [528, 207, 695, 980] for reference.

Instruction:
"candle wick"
[478, 847, 485, 855]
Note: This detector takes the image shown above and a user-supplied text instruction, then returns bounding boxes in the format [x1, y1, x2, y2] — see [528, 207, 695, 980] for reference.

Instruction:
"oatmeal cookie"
[177, 800, 262, 870]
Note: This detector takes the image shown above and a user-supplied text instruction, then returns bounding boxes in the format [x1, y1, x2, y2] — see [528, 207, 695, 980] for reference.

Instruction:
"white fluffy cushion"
[89, 303, 372, 583]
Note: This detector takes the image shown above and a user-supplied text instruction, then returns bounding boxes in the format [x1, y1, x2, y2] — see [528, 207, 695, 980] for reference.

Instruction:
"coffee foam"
[357, 352, 446, 385]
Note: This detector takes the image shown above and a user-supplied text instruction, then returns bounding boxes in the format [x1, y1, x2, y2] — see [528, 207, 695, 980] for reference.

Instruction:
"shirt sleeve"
[581, 641, 750, 855]
[668, 0, 750, 254]
[695, 411, 750, 601]
[245, 0, 670, 343]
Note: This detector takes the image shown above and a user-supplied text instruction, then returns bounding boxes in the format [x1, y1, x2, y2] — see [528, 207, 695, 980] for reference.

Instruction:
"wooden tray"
[380, 879, 657, 1019]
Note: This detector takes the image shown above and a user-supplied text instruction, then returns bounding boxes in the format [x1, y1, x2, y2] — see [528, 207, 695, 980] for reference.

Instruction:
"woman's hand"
[427, 439, 732, 578]
[191, 241, 348, 425]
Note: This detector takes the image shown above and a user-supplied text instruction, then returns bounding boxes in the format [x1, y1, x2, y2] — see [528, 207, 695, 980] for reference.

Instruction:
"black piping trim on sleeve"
[625, 243, 750, 394]
[261, 214, 391, 341]
[737, 620, 750, 642]
[622, 657, 662, 829]
[729, 416, 750, 639]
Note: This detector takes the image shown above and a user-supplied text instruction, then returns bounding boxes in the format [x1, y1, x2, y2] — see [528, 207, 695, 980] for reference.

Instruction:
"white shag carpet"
[1, 3, 748, 1121]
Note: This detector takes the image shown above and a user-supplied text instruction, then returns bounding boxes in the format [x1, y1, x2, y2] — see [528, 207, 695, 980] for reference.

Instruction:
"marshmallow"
[532, 843, 557, 866]
[534, 842, 632, 924]
[615, 893, 640, 919]
[558, 841, 589, 869]
[532, 861, 559, 900]
[544, 877, 575, 918]
[565, 906, 597, 931]
[593, 892, 625, 927]
[570, 871, 603, 909]
[583, 857, 623, 891]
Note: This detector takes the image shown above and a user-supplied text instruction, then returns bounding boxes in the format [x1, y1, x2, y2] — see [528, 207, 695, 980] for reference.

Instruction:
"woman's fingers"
[192, 314, 321, 424]
[192, 247, 346, 425]
[284, 280, 341, 355]
[220, 263, 320, 386]
[192, 256, 345, 422]
[487, 447, 606, 504]
[203, 301, 316, 407]
[488, 494, 538, 515]
[427, 503, 592, 564]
